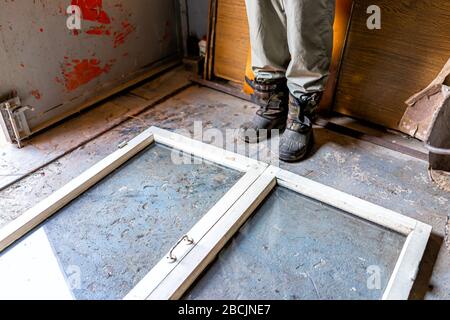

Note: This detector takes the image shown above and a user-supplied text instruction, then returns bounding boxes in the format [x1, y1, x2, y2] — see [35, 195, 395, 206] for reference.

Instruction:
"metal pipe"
[425, 143, 450, 155]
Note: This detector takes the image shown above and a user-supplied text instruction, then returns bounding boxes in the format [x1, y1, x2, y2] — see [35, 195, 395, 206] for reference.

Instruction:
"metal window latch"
[0, 95, 33, 148]
[167, 235, 195, 264]
[118, 141, 129, 149]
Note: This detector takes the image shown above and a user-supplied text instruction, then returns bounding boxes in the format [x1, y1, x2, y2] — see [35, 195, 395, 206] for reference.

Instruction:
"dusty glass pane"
[185, 186, 406, 300]
[3, 144, 243, 300]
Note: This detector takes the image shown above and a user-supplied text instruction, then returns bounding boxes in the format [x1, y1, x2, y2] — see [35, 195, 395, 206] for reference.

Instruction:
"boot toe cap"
[279, 130, 313, 162]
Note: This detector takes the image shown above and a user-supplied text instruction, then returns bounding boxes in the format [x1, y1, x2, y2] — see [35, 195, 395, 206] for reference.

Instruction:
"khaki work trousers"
[245, 0, 336, 97]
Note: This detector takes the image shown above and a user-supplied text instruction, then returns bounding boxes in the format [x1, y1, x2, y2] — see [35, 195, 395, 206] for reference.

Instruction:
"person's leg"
[279, 0, 335, 162]
[245, 0, 290, 82]
[239, 0, 291, 143]
[285, 0, 336, 96]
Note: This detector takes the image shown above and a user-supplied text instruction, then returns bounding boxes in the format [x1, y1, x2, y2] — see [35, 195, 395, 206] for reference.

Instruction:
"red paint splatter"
[113, 21, 135, 48]
[57, 58, 114, 91]
[71, 0, 111, 24]
[65, 3, 135, 47]
[86, 25, 111, 36]
[39, 28, 44, 32]
[31, 90, 42, 100]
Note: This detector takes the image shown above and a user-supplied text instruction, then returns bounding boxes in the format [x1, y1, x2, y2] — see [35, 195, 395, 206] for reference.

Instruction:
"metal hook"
[167, 235, 194, 263]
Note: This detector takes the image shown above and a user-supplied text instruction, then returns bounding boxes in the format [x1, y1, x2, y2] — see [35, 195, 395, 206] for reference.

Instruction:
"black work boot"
[279, 92, 322, 162]
[239, 78, 288, 143]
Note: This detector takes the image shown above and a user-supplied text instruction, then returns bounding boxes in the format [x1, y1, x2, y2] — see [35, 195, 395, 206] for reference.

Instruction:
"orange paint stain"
[57, 58, 114, 91]
[31, 90, 42, 100]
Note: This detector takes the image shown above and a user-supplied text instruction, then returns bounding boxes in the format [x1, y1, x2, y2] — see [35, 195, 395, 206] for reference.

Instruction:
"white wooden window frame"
[0, 126, 268, 299]
[0, 127, 431, 301]
[127, 168, 432, 301]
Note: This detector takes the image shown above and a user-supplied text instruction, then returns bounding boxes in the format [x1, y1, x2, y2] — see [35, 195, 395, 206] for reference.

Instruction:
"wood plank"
[399, 59, 450, 141]
[213, 0, 250, 83]
[149, 126, 262, 172]
[321, 0, 354, 113]
[204, 0, 218, 80]
[271, 166, 418, 235]
[334, 0, 450, 129]
[383, 222, 432, 300]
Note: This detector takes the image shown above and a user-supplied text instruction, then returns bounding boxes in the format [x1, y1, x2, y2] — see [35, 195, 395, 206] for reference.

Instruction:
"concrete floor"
[0, 68, 448, 299]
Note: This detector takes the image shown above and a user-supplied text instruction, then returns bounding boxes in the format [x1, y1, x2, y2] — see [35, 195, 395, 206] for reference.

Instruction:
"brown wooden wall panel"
[213, 0, 250, 83]
[321, 0, 354, 112]
[335, 0, 450, 129]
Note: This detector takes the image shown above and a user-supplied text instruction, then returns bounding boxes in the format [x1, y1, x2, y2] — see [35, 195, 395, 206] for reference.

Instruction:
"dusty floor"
[41, 144, 242, 300]
[0, 68, 449, 300]
[185, 186, 407, 300]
